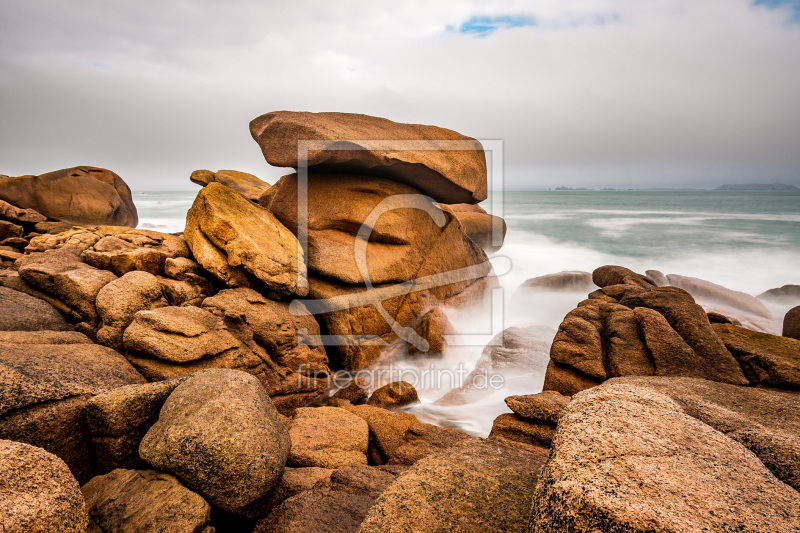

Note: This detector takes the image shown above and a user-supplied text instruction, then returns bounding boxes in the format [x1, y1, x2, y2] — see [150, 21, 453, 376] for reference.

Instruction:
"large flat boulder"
[527, 383, 800, 532]
[185, 182, 307, 297]
[0, 337, 146, 483]
[0, 440, 88, 533]
[139, 369, 291, 516]
[249, 111, 487, 204]
[0, 166, 137, 227]
[359, 439, 549, 533]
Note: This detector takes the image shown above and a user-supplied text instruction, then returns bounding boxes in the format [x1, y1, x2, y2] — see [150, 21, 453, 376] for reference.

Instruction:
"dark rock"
[784, 305, 800, 340]
[0, 197, 46, 224]
[82, 469, 212, 533]
[592, 265, 656, 288]
[0, 439, 88, 533]
[367, 381, 420, 409]
[0, 166, 137, 227]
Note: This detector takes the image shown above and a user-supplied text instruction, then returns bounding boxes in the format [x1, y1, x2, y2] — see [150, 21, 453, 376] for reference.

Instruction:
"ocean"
[135, 189, 800, 435]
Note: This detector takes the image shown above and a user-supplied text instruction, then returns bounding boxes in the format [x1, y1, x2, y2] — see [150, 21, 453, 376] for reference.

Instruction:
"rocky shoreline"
[1, 112, 799, 532]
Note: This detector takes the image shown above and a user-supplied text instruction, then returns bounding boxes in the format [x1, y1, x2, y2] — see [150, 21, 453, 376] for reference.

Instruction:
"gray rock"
[139, 369, 291, 515]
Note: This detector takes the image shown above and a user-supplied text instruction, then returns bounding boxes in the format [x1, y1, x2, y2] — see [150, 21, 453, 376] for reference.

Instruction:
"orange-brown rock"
[592, 265, 656, 289]
[784, 305, 800, 340]
[489, 413, 556, 448]
[0, 166, 137, 227]
[367, 381, 419, 409]
[712, 322, 800, 390]
[185, 182, 307, 297]
[249, 111, 487, 204]
[287, 407, 369, 469]
[439, 203, 506, 254]
[505, 390, 570, 423]
[190, 168, 270, 202]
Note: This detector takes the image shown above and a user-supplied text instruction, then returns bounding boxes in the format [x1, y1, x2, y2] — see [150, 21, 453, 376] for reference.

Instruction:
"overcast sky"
[2, 0, 800, 190]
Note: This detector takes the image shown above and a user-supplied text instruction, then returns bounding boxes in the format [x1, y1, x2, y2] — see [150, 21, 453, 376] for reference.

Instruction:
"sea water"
[135, 189, 800, 435]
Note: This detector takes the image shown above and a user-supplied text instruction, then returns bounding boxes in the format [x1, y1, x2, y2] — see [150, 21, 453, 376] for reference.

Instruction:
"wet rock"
[96, 271, 169, 350]
[785, 305, 800, 340]
[0, 337, 146, 483]
[0, 439, 88, 533]
[712, 322, 800, 390]
[191, 168, 270, 202]
[644, 269, 669, 286]
[185, 182, 307, 297]
[0, 285, 71, 331]
[528, 382, 800, 533]
[288, 407, 369, 469]
[249, 111, 487, 204]
[440, 203, 506, 254]
[359, 439, 549, 533]
[82, 468, 212, 533]
[517, 270, 595, 293]
[0, 166, 138, 227]
[367, 381, 419, 409]
[86, 378, 188, 473]
[254, 464, 396, 533]
[139, 369, 290, 515]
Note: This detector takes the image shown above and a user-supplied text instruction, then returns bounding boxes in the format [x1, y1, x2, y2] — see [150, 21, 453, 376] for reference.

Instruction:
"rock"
[157, 276, 212, 307]
[0, 197, 46, 224]
[96, 271, 169, 350]
[288, 407, 369, 469]
[438, 325, 554, 405]
[86, 378, 188, 474]
[666, 273, 776, 333]
[0, 439, 88, 533]
[16, 247, 118, 330]
[342, 404, 471, 465]
[139, 369, 291, 515]
[607, 376, 800, 491]
[0, 330, 91, 344]
[255, 464, 396, 533]
[592, 265, 656, 288]
[82, 469, 212, 533]
[712, 322, 800, 390]
[0, 166, 137, 227]
[527, 382, 800, 532]
[185, 182, 307, 297]
[191, 168, 270, 202]
[785, 305, 800, 340]
[406, 307, 453, 356]
[0, 337, 145, 483]
[505, 391, 570, 423]
[163, 256, 211, 283]
[367, 381, 419, 409]
[359, 439, 549, 533]
[759, 284, 800, 303]
[541, 360, 601, 396]
[123, 303, 329, 414]
[489, 413, 556, 448]
[517, 271, 595, 293]
[440, 203, 506, 254]
[34, 220, 75, 234]
[0, 285, 71, 331]
[0, 219, 23, 240]
[332, 378, 370, 404]
[644, 269, 669, 286]
[268, 466, 334, 505]
[249, 111, 487, 204]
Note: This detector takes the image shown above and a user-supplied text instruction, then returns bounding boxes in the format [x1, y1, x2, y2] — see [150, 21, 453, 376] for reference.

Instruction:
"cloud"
[1, 0, 799, 190]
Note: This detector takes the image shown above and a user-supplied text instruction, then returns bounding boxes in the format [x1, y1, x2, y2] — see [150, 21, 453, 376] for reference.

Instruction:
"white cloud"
[1, 0, 799, 189]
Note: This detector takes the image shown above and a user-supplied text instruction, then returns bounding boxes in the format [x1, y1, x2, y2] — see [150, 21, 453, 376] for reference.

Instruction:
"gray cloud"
[1, 0, 799, 190]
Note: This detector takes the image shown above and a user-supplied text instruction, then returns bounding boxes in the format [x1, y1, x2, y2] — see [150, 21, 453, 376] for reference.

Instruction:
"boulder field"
[2, 113, 800, 532]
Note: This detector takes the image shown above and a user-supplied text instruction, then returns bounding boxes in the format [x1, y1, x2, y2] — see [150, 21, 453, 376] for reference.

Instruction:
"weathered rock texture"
[0, 285, 71, 331]
[249, 111, 487, 204]
[82, 468, 213, 533]
[288, 407, 369, 469]
[96, 271, 169, 350]
[185, 182, 307, 297]
[439, 203, 506, 254]
[785, 305, 800, 340]
[191, 168, 270, 201]
[360, 439, 549, 533]
[0, 337, 145, 483]
[0, 166, 137, 227]
[0, 439, 89, 533]
[527, 382, 800, 532]
[367, 381, 419, 409]
[139, 369, 291, 516]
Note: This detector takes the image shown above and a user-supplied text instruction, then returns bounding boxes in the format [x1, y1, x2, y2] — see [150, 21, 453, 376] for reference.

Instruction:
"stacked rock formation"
[248, 111, 497, 369]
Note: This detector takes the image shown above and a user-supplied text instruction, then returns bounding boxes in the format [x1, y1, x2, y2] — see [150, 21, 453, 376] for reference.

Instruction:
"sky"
[1, 0, 800, 190]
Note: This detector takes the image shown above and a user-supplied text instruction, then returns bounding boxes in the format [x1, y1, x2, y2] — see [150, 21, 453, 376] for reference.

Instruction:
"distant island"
[714, 183, 799, 191]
